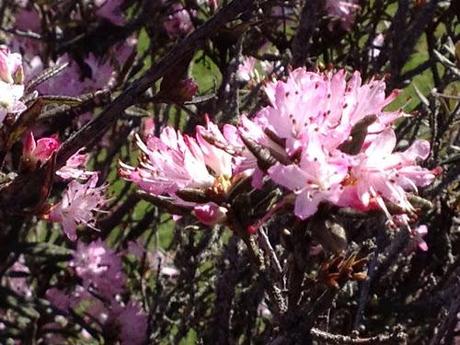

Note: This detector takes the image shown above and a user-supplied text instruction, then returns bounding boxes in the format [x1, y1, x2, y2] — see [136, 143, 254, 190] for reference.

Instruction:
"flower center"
[211, 175, 232, 196]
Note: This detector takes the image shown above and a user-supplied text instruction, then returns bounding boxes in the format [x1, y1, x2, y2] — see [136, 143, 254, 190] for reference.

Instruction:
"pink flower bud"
[176, 78, 198, 102]
[209, 0, 219, 11]
[22, 131, 60, 169]
[193, 202, 227, 226]
[247, 225, 258, 235]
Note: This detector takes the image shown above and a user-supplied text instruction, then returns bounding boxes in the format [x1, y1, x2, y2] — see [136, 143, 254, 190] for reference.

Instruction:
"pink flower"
[269, 135, 349, 219]
[0, 45, 23, 84]
[120, 128, 214, 195]
[107, 301, 148, 345]
[236, 114, 288, 188]
[0, 46, 25, 123]
[412, 225, 428, 252]
[325, 0, 360, 30]
[6, 256, 31, 298]
[22, 131, 60, 169]
[49, 174, 107, 241]
[338, 129, 435, 215]
[163, 4, 194, 38]
[71, 240, 125, 299]
[239, 68, 400, 193]
[195, 118, 234, 178]
[0, 80, 26, 123]
[120, 121, 234, 196]
[56, 149, 95, 180]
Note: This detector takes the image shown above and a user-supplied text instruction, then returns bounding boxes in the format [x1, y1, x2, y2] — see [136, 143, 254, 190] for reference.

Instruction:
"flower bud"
[193, 202, 227, 226]
[22, 131, 60, 170]
[176, 78, 198, 103]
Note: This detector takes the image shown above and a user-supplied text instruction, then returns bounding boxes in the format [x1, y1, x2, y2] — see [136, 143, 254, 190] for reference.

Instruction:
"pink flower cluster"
[0, 47, 108, 243]
[244, 68, 436, 220]
[19, 129, 106, 241]
[119, 118, 235, 225]
[106, 301, 148, 345]
[11, 3, 136, 101]
[71, 240, 124, 298]
[47, 240, 147, 345]
[121, 68, 436, 231]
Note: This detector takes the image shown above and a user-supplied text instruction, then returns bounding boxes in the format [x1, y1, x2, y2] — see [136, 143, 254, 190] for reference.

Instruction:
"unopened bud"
[193, 202, 227, 226]
[21, 131, 60, 171]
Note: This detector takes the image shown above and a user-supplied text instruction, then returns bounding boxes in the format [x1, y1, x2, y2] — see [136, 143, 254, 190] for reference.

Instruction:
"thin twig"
[311, 328, 408, 345]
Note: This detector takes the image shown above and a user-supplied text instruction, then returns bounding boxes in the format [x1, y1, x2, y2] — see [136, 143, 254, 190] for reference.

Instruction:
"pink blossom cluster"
[20, 130, 107, 241]
[242, 68, 436, 221]
[121, 68, 436, 231]
[119, 118, 234, 225]
[0, 13, 123, 244]
[106, 301, 148, 345]
[4, 3, 131, 240]
[71, 240, 124, 298]
[12, 2, 135, 100]
[0, 49, 107, 242]
[0, 40, 141, 343]
[46, 240, 147, 345]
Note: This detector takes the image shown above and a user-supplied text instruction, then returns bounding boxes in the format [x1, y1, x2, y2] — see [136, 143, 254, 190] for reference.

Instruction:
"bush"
[0, 1, 459, 344]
